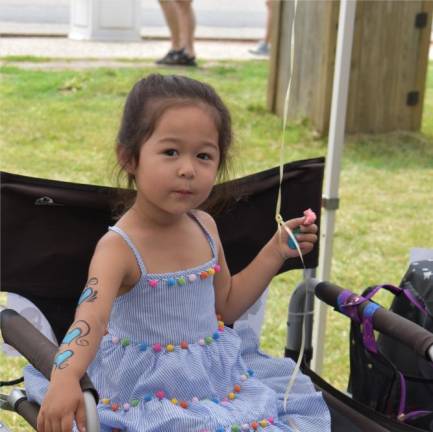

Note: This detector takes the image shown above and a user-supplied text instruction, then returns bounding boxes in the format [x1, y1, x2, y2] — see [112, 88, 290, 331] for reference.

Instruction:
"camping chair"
[0, 158, 323, 430]
[1, 157, 433, 431]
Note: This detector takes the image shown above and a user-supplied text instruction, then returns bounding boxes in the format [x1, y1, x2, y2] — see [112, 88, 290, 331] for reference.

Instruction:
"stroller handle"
[315, 281, 433, 362]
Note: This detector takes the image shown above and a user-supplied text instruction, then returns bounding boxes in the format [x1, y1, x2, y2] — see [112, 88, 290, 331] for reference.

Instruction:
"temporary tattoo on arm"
[61, 320, 91, 347]
[53, 349, 74, 369]
[77, 277, 99, 306]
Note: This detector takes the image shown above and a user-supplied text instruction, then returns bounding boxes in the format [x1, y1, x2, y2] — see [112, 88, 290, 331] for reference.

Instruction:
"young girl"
[24, 74, 330, 432]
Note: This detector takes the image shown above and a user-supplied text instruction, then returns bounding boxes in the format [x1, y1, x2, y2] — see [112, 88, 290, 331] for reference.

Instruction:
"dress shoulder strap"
[108, 226, 147, 275]
[188, 212, 218, 259]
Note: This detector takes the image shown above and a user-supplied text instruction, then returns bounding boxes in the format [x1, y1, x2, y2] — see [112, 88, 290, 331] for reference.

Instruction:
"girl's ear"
[117, 145, 136, 174]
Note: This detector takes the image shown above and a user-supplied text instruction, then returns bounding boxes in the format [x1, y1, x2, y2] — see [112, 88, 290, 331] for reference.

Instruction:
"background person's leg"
[159, 0, 182, 50]
[249, 0, 271, 56]
[174, 0, 196, 58]
[156, 0, 183, 64]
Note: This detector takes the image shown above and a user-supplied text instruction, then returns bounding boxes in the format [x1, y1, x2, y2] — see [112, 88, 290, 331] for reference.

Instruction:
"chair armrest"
[0, 308, 100, 430]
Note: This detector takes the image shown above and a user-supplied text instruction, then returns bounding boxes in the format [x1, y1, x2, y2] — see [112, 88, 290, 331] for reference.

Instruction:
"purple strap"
[397, 370, 433, 422]
[338, 285, 432, 422]
[337, 290, 363, 323]
[402, 289, 429, 316]
[370, 284, 429, 316]
[398, 371, 406, 418]
[362, 302, 380, 354]
[337, 290, 381, 353]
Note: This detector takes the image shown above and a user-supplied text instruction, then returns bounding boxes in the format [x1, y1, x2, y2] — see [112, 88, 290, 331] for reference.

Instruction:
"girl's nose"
[178, 159, 195, 179]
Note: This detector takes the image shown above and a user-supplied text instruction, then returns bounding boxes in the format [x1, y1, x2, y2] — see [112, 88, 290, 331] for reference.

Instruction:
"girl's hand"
[274, 214, 318, 260]
[37, 375, 87, 432]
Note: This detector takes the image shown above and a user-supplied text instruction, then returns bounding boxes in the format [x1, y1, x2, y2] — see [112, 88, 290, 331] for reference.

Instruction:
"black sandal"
[156, 48, 197, 67]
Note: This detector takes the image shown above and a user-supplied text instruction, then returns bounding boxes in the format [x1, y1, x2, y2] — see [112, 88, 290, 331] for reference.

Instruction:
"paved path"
[0, 37, 262, 64]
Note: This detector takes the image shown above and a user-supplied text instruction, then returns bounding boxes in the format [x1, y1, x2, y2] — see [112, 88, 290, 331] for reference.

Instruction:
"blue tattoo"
[54, 350, 73, 369]
[78, 287, 98, 305]
[61, 320, 90, 347]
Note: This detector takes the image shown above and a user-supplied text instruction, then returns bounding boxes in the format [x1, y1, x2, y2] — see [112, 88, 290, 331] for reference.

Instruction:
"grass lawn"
[1, 58, 432, 431]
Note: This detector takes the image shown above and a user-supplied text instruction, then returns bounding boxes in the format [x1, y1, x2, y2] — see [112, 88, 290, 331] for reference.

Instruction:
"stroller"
[1, 157, 433, 432]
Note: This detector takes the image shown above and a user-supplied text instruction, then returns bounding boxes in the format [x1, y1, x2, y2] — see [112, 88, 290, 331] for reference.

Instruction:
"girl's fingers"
[61, 414, 73, 432]
[284, 217, 305, 230]
[295, 233, 317, 244]
[37, 412, 44, 432]
[50, 418, 62, 432]
[300, 223, 318, 234]
[75, 397, 87, 432]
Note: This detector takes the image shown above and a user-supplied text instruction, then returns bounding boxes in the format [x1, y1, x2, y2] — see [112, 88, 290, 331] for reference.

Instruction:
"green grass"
[1, 59, 432, 431]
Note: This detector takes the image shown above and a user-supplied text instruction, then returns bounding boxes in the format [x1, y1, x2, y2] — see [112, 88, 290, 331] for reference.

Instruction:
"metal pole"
[311, 0, 357, 373]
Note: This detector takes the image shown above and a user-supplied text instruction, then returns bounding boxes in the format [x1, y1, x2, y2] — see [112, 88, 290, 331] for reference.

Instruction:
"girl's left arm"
[200, 212, 317, 324]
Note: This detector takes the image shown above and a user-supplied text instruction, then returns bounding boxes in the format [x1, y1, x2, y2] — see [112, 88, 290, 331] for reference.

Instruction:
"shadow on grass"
[344, 131, 433, 171]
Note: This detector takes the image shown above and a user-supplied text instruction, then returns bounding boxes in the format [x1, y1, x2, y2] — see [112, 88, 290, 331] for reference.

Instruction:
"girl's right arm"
[37, 233, 131, 432]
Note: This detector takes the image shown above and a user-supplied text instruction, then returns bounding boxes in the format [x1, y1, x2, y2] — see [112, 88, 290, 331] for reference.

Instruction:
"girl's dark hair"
[116, 74, 232, 190]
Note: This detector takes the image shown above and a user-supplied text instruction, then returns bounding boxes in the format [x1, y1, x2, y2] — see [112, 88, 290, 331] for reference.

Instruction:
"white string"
[276, 0, 307, 413]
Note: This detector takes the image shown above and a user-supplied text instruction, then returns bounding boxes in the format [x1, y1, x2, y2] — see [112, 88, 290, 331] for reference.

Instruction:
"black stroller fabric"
[1, 157, 323, 342]
[348, 261, 433, 431]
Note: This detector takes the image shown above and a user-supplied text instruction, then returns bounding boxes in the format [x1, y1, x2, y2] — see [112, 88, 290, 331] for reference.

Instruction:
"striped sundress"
[24, 214, 330, 431]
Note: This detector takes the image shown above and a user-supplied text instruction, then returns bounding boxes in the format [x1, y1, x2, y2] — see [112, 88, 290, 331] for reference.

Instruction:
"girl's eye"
[197, 153, 211, 161]
[164, 149, 178, 157]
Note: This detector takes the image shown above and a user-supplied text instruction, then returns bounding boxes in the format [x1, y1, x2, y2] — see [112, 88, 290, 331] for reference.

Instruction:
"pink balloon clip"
[303, 208, 316, 225]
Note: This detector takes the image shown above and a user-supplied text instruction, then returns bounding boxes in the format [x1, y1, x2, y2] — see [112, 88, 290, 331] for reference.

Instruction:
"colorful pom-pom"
[198, 338, 205, 346]
[166, 344, 175, 352]
[233, 384, 241, 393]
[212, 331, 220, 340]
[188, 274, 197, 282]
[123, 403, 130, 411]
[214, 264, 221, 273]
[231, 425, 240, 432]
[177, 277, 186, 286]
[205, 336, 213, 345]
[112, 336, 120, 344]
[130, 399, 139, 407]
[251, 421, 259, 430]
[228, 392, 236, 400]
[259, 419, 268, 427]
[155, 390, 165, 400]
[268, 416, 274, 424]
[241, 424, 250, 431]
[207, 268, 215, 276]
[180, 340, 189, 349]
[111, 403, 120, 412]
[191, 396, 199, 403]
[153, 343, 162, 352]
[139, 343, 148, 352]
[247, 369, 254, 376]
[200, 271, 208, 280]
[240, 374, 248, 382]
[179, 401, 189, 409]
[216, 428, 225, 432]
[101, 398, 110, 405]
[167, 278, 176, 287]
[212, 397, 219, 404]
[121, 337, 130, 347]
[148, 279, 158, 288]
[143, 394, 152, 402]
[171, 398, 178, 405]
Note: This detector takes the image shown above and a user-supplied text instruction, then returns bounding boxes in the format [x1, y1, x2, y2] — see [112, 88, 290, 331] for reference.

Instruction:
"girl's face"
[131, 104, 220, 217]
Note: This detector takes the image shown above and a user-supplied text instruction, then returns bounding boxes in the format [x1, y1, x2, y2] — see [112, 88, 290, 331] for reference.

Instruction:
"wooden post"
[268, 0, 433, 135]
